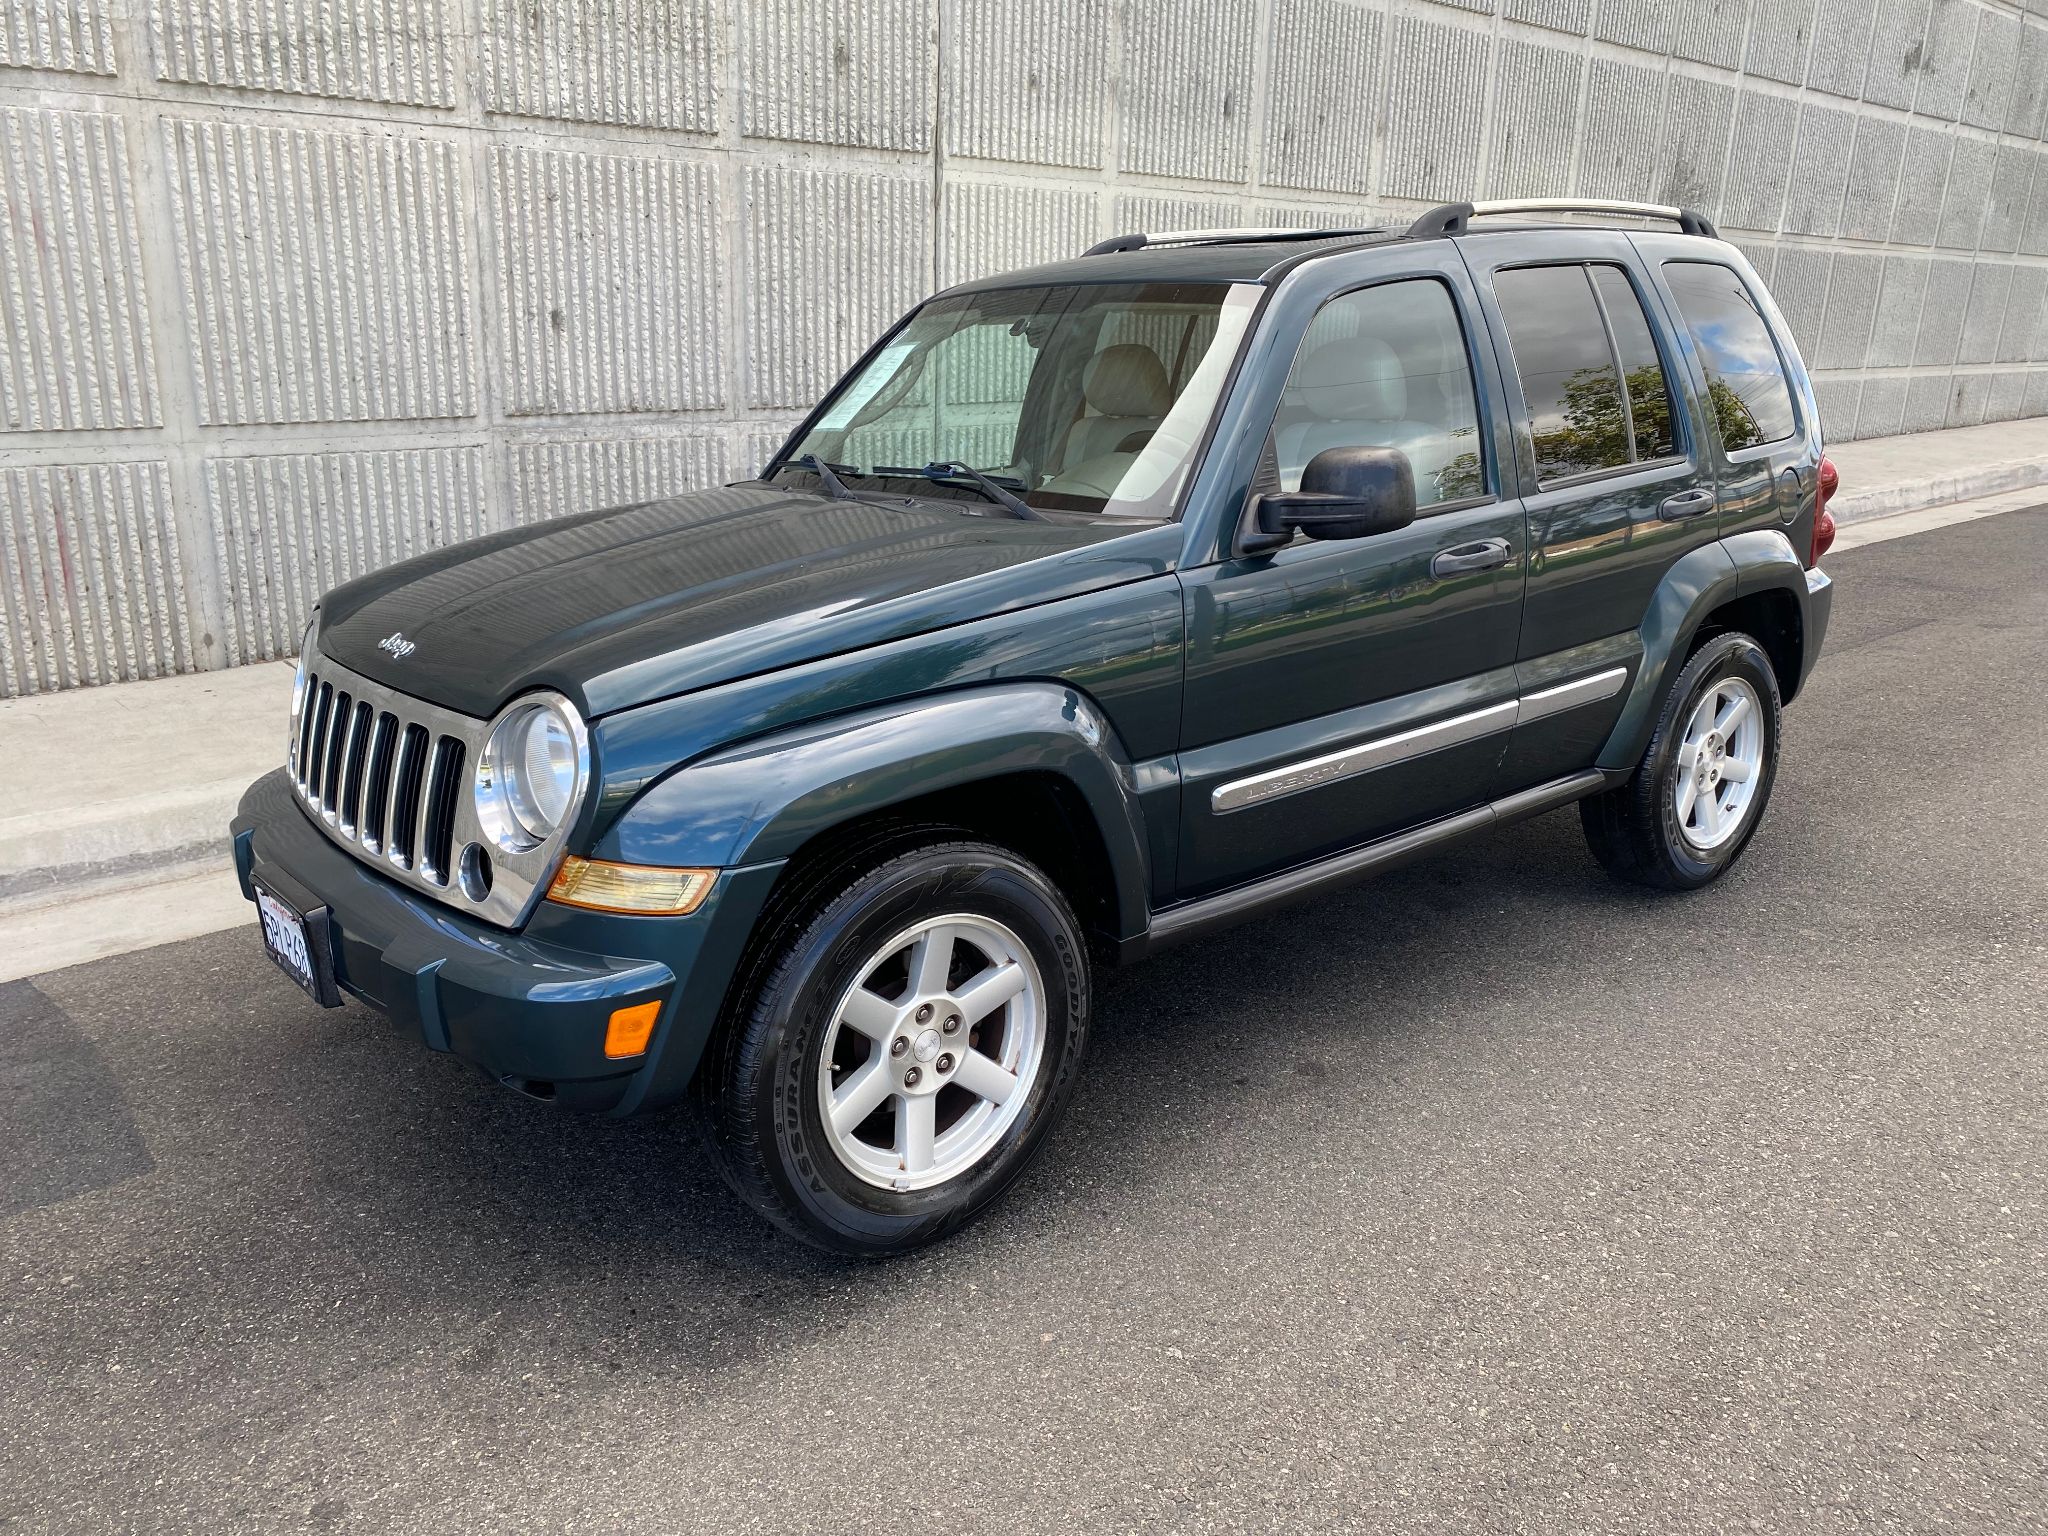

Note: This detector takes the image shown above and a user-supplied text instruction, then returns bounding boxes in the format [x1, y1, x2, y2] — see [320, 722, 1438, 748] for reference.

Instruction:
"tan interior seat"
[1058, 344, 1171, 471]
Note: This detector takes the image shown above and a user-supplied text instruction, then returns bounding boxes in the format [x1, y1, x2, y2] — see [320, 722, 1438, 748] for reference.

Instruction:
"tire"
[1580, 631, 1783, 890]
[694, 838, 1090, 1256]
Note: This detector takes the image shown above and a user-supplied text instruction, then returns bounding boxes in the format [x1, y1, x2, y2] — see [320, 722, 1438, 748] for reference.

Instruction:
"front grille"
[284, 648, 584, 928]
[291, 661, 473, 889]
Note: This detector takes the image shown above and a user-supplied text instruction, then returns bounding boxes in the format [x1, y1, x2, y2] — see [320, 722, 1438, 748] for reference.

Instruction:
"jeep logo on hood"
[377, 632, 417, 660]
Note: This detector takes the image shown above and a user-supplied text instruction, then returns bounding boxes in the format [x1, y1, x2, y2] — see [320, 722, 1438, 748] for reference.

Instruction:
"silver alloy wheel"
[816, 913, 1046, 1192]
[1673, 675, 1764, 851]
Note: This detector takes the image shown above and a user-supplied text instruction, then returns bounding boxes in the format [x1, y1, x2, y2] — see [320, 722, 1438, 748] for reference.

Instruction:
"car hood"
[315, 482, 1175, 718]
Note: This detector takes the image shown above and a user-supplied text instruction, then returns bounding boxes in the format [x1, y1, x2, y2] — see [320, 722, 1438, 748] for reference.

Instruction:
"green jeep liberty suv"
[233, 198, 1838, 1254]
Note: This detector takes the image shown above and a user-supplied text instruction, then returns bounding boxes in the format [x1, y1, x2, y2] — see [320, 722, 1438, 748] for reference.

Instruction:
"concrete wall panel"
[1841, 117, 1907, 240]
[1120, 0, 1255, 182]
[1490, 37, 1581, 202]
[1, 0, 114, 72]
[1671, 0, 1746, 71]
[152, 0, 457, 106]
[944, 0, 1104, 169]
[1262, 0, 1383, 197]
[1808, 0, 1879, 101]
[165, 117, 473, 426]
[1658, 75, 1733, 216]
[490, 143, 723, 416]
[482, 0, 718, 132]
[1864, 0, 1934, 110]
[1382, 11, 1487, 203]
[1, 106, 158, 432]
[740, 0, 932, 150]
[1, 460, 185, 696]
[1578, 59, 1664, 201]
[1911, 0, 1975, 120]
[1745, 0, 1819, 85]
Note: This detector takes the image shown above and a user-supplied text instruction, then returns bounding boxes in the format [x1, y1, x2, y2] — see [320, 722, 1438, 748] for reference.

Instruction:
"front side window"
[1269, 278, 1485, 508]
[1495, 262, 1680, 483]
[786, 280, 1262, 519]
[1663, 261, 1798, 452]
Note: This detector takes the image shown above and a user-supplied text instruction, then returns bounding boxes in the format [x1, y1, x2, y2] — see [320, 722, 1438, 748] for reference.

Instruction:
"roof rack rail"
[1407, 198, 1721, 241]
[1083, 225, 1386, 256]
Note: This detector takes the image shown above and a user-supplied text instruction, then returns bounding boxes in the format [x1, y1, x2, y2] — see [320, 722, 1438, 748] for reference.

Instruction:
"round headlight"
[476, 697, 585, 852]
[291, 617, 315, 721]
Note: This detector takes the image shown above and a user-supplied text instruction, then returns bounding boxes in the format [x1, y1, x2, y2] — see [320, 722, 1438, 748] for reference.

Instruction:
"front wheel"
[694, 839, 1090, 1256]
[1580, 632, 1783, 889]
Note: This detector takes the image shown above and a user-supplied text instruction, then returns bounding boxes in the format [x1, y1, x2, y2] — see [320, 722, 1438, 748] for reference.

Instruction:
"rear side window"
[1494, 263, 1680, 483]
[1663, 261, 1797, 452]
[1591, 266, 1677, 461]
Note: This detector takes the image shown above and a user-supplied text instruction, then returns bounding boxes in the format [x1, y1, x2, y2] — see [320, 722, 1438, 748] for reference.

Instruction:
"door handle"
[1659, 488, 1716, 520]
[1430, 537, 1512, 577]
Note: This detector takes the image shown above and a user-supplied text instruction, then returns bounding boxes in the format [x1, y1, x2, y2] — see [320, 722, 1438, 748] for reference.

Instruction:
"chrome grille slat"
[302, 682, 334, 796]
[360, 713, 398, 853]
[320, 690, 352, 816]
[387, 722, 428, 870]
[338, 700, 373, 835]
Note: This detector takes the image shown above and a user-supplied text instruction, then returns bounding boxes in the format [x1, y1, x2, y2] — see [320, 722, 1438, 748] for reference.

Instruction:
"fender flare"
[595, 681, 1155, 942]
[1598, 529, 1809, 771]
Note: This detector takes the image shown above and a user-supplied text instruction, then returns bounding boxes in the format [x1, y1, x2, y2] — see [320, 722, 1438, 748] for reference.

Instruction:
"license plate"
[254, 882, 340, 1007]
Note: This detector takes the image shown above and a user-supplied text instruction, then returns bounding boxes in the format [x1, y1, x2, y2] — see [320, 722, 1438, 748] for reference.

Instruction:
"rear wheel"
[695, 839, 1089, 1255]
[1580, 632, 1782, 889]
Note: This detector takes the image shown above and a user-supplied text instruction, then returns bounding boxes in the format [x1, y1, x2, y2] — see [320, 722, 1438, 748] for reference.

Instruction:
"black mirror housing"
[1254, 445, 1418, 544]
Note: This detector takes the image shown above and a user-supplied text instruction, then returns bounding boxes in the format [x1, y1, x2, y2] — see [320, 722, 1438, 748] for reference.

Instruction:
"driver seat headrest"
[1289, 338, 1408, 421]
[1082, 344, 1171, 418]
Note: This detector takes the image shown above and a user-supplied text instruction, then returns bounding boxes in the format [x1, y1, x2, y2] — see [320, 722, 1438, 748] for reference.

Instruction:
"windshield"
[782, 280, 1263, 519]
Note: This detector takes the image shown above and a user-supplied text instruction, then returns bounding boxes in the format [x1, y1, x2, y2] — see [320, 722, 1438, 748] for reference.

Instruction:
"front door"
[1174, 265, 1526, 899]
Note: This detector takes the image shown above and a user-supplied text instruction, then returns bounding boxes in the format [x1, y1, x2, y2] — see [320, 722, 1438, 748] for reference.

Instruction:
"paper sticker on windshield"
[815, 342, 916, 431]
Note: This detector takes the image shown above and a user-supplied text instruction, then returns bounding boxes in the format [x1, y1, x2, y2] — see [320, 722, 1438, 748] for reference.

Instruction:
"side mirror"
[1252, 445, 1417, 546]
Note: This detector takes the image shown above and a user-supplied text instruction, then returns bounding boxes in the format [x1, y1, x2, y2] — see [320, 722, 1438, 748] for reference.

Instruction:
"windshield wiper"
[877, 461, 1048, 522]
[776, 454, 861, 502]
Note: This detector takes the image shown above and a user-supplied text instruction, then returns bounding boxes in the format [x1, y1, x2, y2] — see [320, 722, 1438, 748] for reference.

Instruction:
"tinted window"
[1591, 265, 1677, 461]
[1494, 265, 1630, 482]
[1271, 278, 1484, 508]
[1663, 261, 1797, 451]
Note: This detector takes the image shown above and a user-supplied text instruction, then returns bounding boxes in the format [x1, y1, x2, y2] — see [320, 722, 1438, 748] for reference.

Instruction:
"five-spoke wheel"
[819, 915, 1044, 1190]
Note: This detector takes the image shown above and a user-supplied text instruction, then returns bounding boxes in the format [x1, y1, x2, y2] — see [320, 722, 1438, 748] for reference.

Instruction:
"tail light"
[1811, 455, 1838, 566]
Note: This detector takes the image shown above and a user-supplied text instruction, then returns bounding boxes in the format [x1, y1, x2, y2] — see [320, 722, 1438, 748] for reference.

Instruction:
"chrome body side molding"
[1211, 666, 1629, 813]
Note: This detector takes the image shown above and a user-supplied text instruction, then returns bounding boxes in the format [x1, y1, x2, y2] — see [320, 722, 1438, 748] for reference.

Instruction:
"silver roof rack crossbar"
[1407, 198, 1721, 240]
[1084, 225, 1386, 256]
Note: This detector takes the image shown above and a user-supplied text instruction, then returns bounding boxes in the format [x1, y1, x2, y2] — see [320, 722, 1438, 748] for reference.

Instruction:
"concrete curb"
[1830, 457, 2048, 525]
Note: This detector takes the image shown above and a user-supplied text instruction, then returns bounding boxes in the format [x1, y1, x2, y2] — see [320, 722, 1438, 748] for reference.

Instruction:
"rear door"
[1462, 231, 1718, 790]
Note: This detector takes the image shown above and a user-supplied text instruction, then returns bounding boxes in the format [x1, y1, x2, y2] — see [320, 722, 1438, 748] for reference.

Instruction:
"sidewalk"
[2, 416, 2043, 980]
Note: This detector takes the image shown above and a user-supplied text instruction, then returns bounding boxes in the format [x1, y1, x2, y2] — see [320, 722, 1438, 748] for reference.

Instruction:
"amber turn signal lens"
[547, 857, 715, 915]
[605, 1000, 662, 1059]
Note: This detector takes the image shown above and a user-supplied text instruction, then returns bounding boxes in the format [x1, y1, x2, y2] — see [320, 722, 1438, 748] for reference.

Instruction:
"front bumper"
[230, 769, 777, 1114]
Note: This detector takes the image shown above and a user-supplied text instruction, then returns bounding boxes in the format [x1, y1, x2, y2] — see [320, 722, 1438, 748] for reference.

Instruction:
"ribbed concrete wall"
[3, 0, 2046, 696]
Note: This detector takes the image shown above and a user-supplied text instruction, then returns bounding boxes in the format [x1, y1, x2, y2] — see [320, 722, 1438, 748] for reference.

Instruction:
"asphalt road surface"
[4, 509, 2044, 1535]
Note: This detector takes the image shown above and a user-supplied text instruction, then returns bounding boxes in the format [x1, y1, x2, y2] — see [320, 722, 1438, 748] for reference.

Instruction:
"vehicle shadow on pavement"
[8, 805, 1690, 1381]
